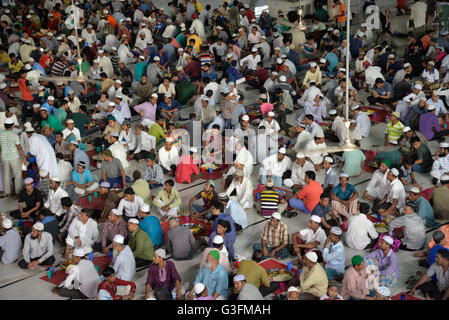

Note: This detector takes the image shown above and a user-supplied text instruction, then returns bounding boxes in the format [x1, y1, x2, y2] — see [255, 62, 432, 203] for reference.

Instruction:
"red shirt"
[175, 155, 200, 184]
[296, 180, 323, 212]
[98, 278, 136, 300]
[39, 54, 50, 69]
[18, 78, 33, 101]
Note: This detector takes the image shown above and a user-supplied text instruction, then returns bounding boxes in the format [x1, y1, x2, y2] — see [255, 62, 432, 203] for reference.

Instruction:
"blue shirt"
[213, 213, 236, 243]
[428, 245, 449, 266]
[325, 52, 338, 73]
[412, 196, 441, 229]
[73, 148, 90, 169]
[64, 86, 74, 97]
[332, 183, 355, 201]
[349, 38, 362, 58]
[32, 62, 46, 76]
[224, 199, 247, 229]
[135, 62, 147, 82]
[140, 216, 164, 246]
[41, 102, 55, 114]
[111, 109, 125, 125]
[72, 168, 94, 184]
[194, 264, 229, 299]
[323, 241, 345, 274]
[157, 99, 182, 112]
[311, 202, 330, 219]
[202, 69, 218, 81]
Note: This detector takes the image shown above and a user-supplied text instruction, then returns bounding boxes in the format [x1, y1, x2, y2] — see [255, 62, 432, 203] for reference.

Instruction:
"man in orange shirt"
[288, 171, 323, 214]
[334, 0, 346, 29]
[18, 70, 35, 122]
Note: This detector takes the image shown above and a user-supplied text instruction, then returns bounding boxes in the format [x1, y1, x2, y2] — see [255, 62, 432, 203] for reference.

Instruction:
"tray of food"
[267, 268, 295, 282]
[374, 222, 388, 233]
[181, 223, 205, 235]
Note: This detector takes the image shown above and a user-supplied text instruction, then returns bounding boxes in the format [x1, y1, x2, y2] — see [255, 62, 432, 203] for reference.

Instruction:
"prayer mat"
[78, 193, 105, 211]
[391, 292, 421, 300]
[259, 258, 300, 294]
[86, 148, 99, 168]
[420, 186, 437, 202]
[200, 165, 229, 180]
[40, 256, 110, 285]
[363, 150, 377, 173]
[361, 106, 390, 123]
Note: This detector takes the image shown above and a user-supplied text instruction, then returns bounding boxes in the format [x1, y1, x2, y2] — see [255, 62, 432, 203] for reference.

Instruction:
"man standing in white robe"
[29, 132, 59, 177]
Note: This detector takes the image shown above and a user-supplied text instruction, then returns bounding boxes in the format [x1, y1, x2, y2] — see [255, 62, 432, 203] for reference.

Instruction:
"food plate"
[181, 223, 205, 235]
[374, 223, 388, 233]
[267, 268, 294, 282]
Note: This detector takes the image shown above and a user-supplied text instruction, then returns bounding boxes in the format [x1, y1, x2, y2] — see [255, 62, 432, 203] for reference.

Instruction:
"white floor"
[0, 0, 445, 300]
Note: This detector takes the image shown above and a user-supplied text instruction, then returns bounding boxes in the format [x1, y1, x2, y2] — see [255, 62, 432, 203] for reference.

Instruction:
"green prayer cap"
[146, 154, 156, 161]
[351, 255, 364, 266]
[382, 159, 390, 167]
[208, 180, 215, 187]
[103, 150, 113, 157]
[209, 249, 220, 261]
[108, 115, 116, 121]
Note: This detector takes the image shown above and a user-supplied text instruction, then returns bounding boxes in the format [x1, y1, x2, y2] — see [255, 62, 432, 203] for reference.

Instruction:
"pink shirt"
[133, 102, 157, 122]
[260, 103, 273, 115]
[341, 266, 369, 300]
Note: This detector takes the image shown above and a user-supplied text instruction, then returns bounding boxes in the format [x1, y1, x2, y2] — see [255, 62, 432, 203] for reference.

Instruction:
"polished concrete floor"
[0, 0, 443, 300]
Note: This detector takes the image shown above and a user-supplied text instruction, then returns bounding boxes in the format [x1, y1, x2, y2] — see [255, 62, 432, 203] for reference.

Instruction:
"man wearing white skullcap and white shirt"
[372, 168, 405, 217]
[44, 177, 68, 217]
[304, 132, 328, 169]
[18, 222, 55, 269]
[431, 142, 449, 184]
[65, 208, 99, 258]
[352, 105, 371, 138]
[303, 62, 322, 87]
[112, 234, 136, 282]
[322, 227, 345, 281]
[286, 152, 315, 190]
[233, 274, 264, 300]
[240, 47, 261, 75]
[0, 218, 21, 264]
[292, 215, 326, 264]
[259, 147, 292, 187]
[54, 248, 101, 299]
[225, 169, 254, 210]
[158, 137, 180, 175]
[297, 81, 321, 107]
[295, 251, 328, 300]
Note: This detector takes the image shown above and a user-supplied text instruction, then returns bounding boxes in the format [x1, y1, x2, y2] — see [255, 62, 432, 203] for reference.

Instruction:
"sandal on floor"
[285, 211, 297, 218]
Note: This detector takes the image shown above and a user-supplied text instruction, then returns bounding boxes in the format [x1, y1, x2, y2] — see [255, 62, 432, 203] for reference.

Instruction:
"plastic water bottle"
[108, 251, 113, 260]
[89, 252, 94, 261]
[377, 213, 381, 222]
[256, 192, 260, 200]
[171, 289, 177, 300]
[101, 143, 105, 152]
[209, 167, 213, 174]
[287, 262, 292, 271]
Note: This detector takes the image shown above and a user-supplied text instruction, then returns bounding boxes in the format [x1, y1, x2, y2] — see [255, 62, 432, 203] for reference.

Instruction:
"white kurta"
[226, 177, 254, 209]
[29, 133, 59, 177]
[109, 142, 130, 169]
[135, 131, 156, 153]
[291, 160, 315, 186]
[119, 129, 137, 152]
[158, 147, 180, 171]
[260, 153, 292, 177]
[366, 169, 390, 200]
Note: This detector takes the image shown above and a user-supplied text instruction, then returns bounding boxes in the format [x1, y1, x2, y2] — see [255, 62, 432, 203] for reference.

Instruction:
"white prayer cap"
[315, 131, 324, 138]
[402, 126, 411, 133]
[166, 137, 174, 143]
[271, 212, 282, 220]
[111, 46, 117, 51]
[25, 64, 31, 70]
[279, 75, 287, 82]
[260, 93, 267, 99]
[0, 83, 6, 89]
[441, 174, 449, 181]
[383, 235, 394, 245]
[271, 71, 278, 76]
[324, 156, 334, 163]
[26, 127, 34, 132]
[281, 54, 286, 59]
[47, 95, 55, 101]
[194, 283, 206, 294]
[165, 92, 172, 98]
[139, 204, 150, 213]
[67, 89, 74, 95]
[151, 93, 158, 98]
[103, 9, 109, 14]
[376, 286, 390, 297]
[110, 209, 122, 216]
[330, 226, 343, 236]
[339, 173, 349, 178]
[73, 248, 85, 257]
[155, 248, 166, 259]
[414, 84, 422, 90]
[87, 24, 93, 28]
[125, 17, 131, 21]
[268, 111, 275, 117]
[113, 234, 125, 244]
[200, 96, 209, 102]
[242, 115, 249, 121]
[110, 132, 119, 138]
[33, 222, 44, 231]
[24, 177, 34, 184]
[213, 235, 224, 244]
[39, 169, 48, 177]
[319, 58, 326, 64]
[404, 63, 411, 68]
[329, 109, 337, 115]
[296, 152, 305, 158]
[153, 56, 160, 61]
[50, 176, 60, 182]
[100, 182, 110, 188]
[2, 218, 12, 229]
[279, 147, 287, 154]
[440, 142, 449, 148]
[442, 30, 449, 36]
[4, 117, 13, 125]
[115, 79, 122, 84]
[287, 286, 299, 293]
[390, 168, 399, 177]
[70, 140, 78, 145]
[276, 58, 283, 64]
[233, 274, 246, 282]
[361, 23, 367, 27]
[227, 53, 233, 59]
[128, 218, 140, 225]
[189, 147, 198, 153]
[108, 102, 115, 107]
[388, 54, 395, 59]
[310, 62, 317, 68]
[66, 119, 74, 124]
[57, 36, 62, 40]
[351, 104, 361, 110]
[305, 251, 318, 263]
[409, 187, 420, 194]
[274, 47, 280, 51]
[310, 215, 321, 223]
[427, 104, 436, 111]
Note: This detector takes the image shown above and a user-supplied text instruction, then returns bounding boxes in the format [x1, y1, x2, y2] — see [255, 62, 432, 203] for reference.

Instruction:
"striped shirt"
[0, 130, 20, 161]
[296, 180, 323, 212]
[384, 120, 405, 142]
[260, 189, 280, 211]
[261, 221, 289, 247]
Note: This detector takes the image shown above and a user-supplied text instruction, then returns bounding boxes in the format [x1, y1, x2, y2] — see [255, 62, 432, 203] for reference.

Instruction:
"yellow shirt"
[9, 60, 24, 73]
[0, 51, 11, 64]
[298, 263, 328, 297]
[237, 260, 271, 289]
[187, 34, 202, 53]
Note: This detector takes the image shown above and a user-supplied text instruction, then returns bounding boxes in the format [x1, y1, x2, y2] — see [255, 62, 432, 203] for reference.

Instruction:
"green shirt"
[375, 149, 403, 168]
[154, 188, 182, 208]
[41, 114, 64, 133]
[175, 33, 187, 49]
[416, 144, 432, 171]
[129, 227, 154, 261]
[148, 123, 166, 145]
[385, 120, 405, 142]
[176, 80, 197, 105]
[0, 130, 20, 161]
[53, 108, 67, 124]
[342, 149, 366, 176]
[70, 112, 90, 137]
[132, 178, 152, 205]
[237, 260, 271, 289]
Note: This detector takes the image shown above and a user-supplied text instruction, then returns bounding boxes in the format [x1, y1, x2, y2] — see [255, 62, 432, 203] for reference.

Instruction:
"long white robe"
[29, 133, 59, 178]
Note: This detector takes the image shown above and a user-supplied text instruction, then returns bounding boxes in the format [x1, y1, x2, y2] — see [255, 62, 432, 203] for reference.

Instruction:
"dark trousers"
[371, 200, 392, 214]
[235, 223, 243, 232]
[276, 109, 289, 131]
[9, 209, 38, 221]
[18, 255, 55, 269]
[431, 129, 449, 140]
[259, 281, 280, 297]
[417, 280, 443, 300]
[162, 165, 177, 175]
[367, 96, 392, 106]
[135, 258, 152, 268]
[399, 243, 419, 251]
[57, 287, 88, 299]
